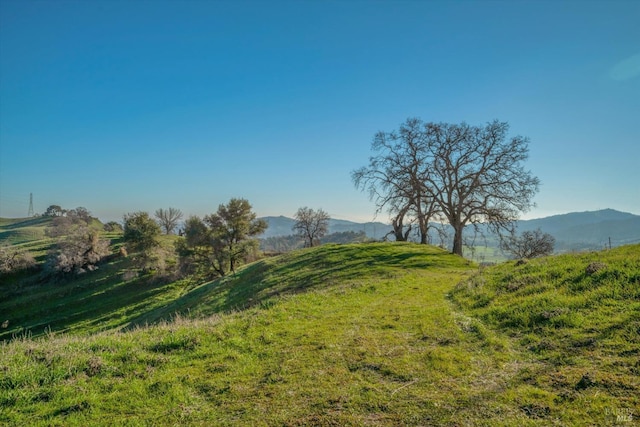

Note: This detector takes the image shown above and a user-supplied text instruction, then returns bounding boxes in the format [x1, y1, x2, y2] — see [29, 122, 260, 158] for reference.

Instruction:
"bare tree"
[155, 207, 183, 234]
[293, 207, 330, 247]
[46, 228, 111, 275]
[352, 118, 438, 244]
[387, 202, 413, 242]
[424, 120, 539, 256]
[500, 228, 555, 259]
[354, 118, 539, 256]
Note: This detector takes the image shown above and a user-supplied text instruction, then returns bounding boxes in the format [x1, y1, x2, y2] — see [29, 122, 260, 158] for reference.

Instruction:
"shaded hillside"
[0, 216, 51, 245]
[450, 243, 640, 422]
[0, 243, 467, 341]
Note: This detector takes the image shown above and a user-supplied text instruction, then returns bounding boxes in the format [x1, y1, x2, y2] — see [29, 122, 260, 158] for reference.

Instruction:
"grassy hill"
[0, 217, 53, 264]
[0, 217, 50, 243]
[1, 240, 638, 425]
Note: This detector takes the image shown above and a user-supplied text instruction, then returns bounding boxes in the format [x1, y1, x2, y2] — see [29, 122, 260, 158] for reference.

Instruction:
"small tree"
[44, 205, 65, 217]
[177, 199, 267, 277]
[204, 198, 267, 275]
[293, 207, 330, 247]
[500, 228, 555, 259]
[176, 216, 213, 277]
[46, 228, 111, 275]
[155, 207, 183, 235]
[44, 209, 110, 275]
[123, 212, 162, 272]
[68, 207, 92, 223]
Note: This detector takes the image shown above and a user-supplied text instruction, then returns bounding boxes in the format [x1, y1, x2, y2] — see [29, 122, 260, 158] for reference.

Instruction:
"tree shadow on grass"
[126, 243, 465, 329]
[0, 259, 177, 341]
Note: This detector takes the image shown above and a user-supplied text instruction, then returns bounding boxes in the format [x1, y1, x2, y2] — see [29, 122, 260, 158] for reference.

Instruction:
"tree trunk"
[418, 218, 428, 245]
[452, 224, 464, 256]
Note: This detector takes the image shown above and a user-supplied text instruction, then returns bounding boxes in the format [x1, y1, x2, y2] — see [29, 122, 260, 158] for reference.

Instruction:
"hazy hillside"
[259, 209, 640, 253]
[517, 208, 637, 232]
[516, 209, 640, 251]
[259, 215, 392, 240]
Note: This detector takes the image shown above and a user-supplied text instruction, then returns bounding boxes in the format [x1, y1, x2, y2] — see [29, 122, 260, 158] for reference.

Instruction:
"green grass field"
[1, 217, 638, 425]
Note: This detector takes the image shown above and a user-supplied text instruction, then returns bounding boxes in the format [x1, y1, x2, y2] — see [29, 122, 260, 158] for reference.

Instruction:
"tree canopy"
[45, 207, 110, 275]
[180, 198, 267, 277]
[123, 211, 164, 272]
[123, 212, 161, 253]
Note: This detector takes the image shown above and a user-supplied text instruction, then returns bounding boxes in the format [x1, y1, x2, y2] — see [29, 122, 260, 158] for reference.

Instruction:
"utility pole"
[28, 193, 34, 217]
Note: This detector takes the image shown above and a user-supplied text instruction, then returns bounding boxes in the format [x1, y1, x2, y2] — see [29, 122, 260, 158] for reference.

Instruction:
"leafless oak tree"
[0, 245, 35, 274]
[155, 207, 183, 234]
[352, 118, 438, 244]
[424, 120, 539, 255]
[354, 118, 539, 256]
[293, 207, 330, 247]
[500, 228, 555, 259]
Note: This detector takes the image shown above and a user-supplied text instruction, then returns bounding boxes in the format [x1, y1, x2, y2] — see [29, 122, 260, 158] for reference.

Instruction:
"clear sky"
[1, 0, 639, 223]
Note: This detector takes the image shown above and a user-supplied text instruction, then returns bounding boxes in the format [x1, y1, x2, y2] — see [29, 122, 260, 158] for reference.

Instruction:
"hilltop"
[1, 239, 638, 425]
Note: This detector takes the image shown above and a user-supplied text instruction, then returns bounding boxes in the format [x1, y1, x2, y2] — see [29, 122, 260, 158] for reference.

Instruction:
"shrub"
[500, 228, 555, 259]
[0, 245, 36, 274]
[45, 228, 111, 275]
[585, 262, 607, 276]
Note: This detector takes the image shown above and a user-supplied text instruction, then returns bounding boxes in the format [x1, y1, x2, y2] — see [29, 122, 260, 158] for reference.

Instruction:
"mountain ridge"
[259, 209, 640, 251]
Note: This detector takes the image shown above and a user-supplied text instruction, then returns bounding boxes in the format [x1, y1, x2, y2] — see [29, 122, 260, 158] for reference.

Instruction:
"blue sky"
[1, 0, 638, 223]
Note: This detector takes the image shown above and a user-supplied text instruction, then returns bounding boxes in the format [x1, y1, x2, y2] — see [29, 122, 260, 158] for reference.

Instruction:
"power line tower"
[28, 193, 34, 217]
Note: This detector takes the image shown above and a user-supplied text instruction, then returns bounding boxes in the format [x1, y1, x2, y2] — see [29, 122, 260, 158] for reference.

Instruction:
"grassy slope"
[0, 218, 178, 340]
[0, 217, 50, 245]
[0, 217, 53, 265]
[0, 243, 493, 426]
[450, 244, 640, 423]
[1, 243, 637, 425]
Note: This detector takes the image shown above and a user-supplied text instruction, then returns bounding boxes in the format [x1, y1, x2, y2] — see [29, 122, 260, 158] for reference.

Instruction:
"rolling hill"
[517, 209, 640, 250]
[1, 229, 639, 425]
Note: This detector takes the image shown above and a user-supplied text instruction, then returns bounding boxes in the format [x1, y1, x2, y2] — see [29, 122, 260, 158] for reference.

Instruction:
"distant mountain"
[260, 209, 640, 253]
[516, 209, 640, 251]
[516, 209, 638, 234]
[259, 216, 392, 240]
